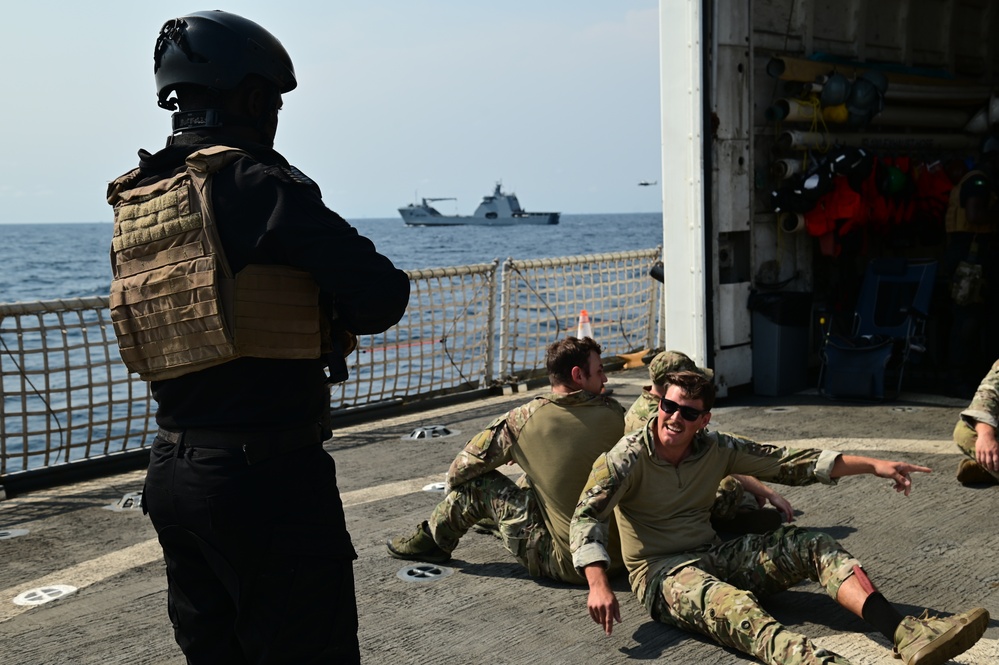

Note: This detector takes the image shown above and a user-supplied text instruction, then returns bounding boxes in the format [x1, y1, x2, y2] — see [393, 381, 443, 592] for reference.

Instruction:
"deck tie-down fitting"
[404, 425, 460, 440]
[397, 564, 454, 583]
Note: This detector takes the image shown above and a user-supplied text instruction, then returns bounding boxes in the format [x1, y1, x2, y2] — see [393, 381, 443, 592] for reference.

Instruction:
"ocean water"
[0, 213, 663, 304]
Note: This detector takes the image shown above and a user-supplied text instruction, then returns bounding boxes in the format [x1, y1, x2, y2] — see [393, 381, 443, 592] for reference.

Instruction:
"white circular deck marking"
[0, 539, 162, 622]
[13, 585, 77, 606]
[0, 528, 29, 540]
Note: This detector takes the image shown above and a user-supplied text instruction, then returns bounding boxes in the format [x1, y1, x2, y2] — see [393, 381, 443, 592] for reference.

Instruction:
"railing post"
[484, 259, 499, 385]
[645, 245, 663, 350]
[498, 257, 514, 381]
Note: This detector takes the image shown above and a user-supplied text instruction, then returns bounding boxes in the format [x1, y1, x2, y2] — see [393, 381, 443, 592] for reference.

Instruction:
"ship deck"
[1, 366, 997, 664]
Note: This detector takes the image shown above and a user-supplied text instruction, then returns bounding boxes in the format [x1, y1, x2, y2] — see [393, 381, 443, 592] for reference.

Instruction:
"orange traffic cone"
[577, 309, 593, 339]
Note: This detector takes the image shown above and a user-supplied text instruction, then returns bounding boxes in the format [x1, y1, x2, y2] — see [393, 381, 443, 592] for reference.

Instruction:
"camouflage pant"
[953, 420, 999, 481]
[712, 475, 758, 520]
[428, 471, 569, 581]
[648, 525, 861, 665]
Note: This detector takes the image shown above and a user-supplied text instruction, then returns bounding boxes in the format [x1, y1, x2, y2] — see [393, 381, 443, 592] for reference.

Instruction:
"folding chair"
[819, 258, 937, 399]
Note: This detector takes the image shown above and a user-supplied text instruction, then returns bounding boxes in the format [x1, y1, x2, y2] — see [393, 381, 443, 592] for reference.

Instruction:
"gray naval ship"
[398, 182, 560, 226]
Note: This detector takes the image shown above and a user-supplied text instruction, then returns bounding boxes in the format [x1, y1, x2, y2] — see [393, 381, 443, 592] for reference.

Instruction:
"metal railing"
[499, 249, 661, 379]
[0, 298, 153, 476]
[335, 261, 500, 409]
[0, 248, 660, 480]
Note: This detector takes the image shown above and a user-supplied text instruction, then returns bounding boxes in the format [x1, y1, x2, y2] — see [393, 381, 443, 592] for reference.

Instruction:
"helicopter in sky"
[637, 180, 658, 186]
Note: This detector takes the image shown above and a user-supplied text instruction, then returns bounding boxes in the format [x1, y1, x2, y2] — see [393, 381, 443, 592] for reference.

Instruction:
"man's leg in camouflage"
[429, 470, 556, 578]
[700, 525, 861, 601]
[649, 565, 851, 664]
[652, 525, 861, 663]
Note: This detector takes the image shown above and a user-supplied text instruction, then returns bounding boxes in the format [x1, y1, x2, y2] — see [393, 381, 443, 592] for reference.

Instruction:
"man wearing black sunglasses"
[624, 350, 793, 534]
[572, 370, 988, 665]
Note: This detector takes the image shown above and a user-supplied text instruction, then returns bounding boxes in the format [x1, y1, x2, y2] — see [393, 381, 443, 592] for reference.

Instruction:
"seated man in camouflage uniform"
[573, 370, 988, 665]
[954, 357, 999, 484]
[625, 350, 792, 534]
[387, 336, 626, 583]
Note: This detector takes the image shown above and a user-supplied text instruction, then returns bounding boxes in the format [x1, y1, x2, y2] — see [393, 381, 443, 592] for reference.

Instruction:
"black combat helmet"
[154, 10, 296, 111]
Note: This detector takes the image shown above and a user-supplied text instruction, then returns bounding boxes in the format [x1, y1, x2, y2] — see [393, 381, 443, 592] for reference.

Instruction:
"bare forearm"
[731, 474, 766, 496]
[732, 474, 794, 521]
[974, 422, 999, 471]
[975, 421, 997, 440]
[830, 454, 931, 496]
[584, 564, 620, 635]
[584, 563, 611, 590]
[831, 455, 878, 478]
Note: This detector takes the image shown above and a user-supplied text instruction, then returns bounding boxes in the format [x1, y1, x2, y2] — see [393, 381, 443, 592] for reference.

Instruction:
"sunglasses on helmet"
[659, 397, 707, 422]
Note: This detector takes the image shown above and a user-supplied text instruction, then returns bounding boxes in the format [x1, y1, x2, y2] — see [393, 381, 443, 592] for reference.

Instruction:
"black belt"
[157, 425, 323, 465]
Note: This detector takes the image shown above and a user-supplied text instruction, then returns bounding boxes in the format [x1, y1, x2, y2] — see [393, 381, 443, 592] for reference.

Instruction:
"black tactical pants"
[143, 428, 359, 664]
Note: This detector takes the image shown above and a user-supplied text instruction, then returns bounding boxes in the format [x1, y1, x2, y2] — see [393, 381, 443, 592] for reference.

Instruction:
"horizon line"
[0, 210, 666, 225]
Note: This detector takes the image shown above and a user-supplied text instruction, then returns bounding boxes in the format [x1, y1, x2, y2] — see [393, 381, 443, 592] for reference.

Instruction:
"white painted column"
[658, 0, 707, 366]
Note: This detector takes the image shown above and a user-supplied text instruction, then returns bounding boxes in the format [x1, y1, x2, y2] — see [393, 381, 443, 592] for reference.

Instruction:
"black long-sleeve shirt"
[129, 134, 410, 429]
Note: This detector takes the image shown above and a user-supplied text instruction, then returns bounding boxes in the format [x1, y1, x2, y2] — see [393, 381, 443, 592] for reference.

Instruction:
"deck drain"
[397, 564, 454, 583]
[765, 406, 798, 414]
[403, 425, 460, 441]
[0, 528, 29, 540]
[13, 584, 77, 606]
[104, 492, 143, 512]
[422, 482, 446, 492]
[890, 406, 922, 413]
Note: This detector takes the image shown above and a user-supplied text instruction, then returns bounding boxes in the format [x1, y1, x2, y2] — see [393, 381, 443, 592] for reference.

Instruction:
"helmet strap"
[172, 109, 223, 133]
[171, 108, 262, 136]
[170, 101, 275, 147]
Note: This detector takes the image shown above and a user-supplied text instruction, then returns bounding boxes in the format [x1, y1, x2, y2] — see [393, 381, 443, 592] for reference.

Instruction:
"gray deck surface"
[1, 366, 997, 664]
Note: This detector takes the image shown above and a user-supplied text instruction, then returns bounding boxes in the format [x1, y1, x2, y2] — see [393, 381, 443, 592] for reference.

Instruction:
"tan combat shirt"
[447, 390, 625, 581]
[570, 422, 840, 605]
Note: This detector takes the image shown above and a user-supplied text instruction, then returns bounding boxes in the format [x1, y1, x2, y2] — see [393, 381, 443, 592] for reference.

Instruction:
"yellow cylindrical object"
[822, 104, 849, 123]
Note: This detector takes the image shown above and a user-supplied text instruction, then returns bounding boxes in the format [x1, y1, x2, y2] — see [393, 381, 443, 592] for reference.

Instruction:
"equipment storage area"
[697, 0, 999, 397]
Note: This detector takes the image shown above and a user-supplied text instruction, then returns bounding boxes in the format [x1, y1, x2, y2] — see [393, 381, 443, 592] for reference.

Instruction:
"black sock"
[861, 592, 905, 642]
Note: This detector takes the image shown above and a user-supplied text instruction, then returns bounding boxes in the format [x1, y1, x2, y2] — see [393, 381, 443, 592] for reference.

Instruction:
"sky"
[0, 1, 662, 223]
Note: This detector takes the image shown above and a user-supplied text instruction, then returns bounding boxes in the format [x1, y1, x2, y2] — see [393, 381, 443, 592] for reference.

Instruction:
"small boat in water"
[398, 183, 560, 226]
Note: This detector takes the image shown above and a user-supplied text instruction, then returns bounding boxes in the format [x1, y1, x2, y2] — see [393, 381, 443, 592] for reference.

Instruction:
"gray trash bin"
[749, 291, 812, 396]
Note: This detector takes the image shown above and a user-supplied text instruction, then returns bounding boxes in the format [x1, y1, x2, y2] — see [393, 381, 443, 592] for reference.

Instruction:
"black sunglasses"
[659, 397, 707, 422]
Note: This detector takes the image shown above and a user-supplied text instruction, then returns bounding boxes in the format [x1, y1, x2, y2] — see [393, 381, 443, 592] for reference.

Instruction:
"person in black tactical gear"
[107, 11, 410, 664]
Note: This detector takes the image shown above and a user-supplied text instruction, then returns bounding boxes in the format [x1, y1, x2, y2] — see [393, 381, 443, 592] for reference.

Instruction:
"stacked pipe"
[765, 55, 998, 137]
[763, 55, 996, 249]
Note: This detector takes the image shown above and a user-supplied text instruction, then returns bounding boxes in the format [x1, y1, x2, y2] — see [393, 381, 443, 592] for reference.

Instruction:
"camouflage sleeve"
[961, 359, 999, 429]
[714, 430, 785, 457]
[716, 431, 841, 486]
[570, 434, 639, 572]
[446, 399, 544, 489]
[623, 393, 655, 433]
[445, 414, 515, 489]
